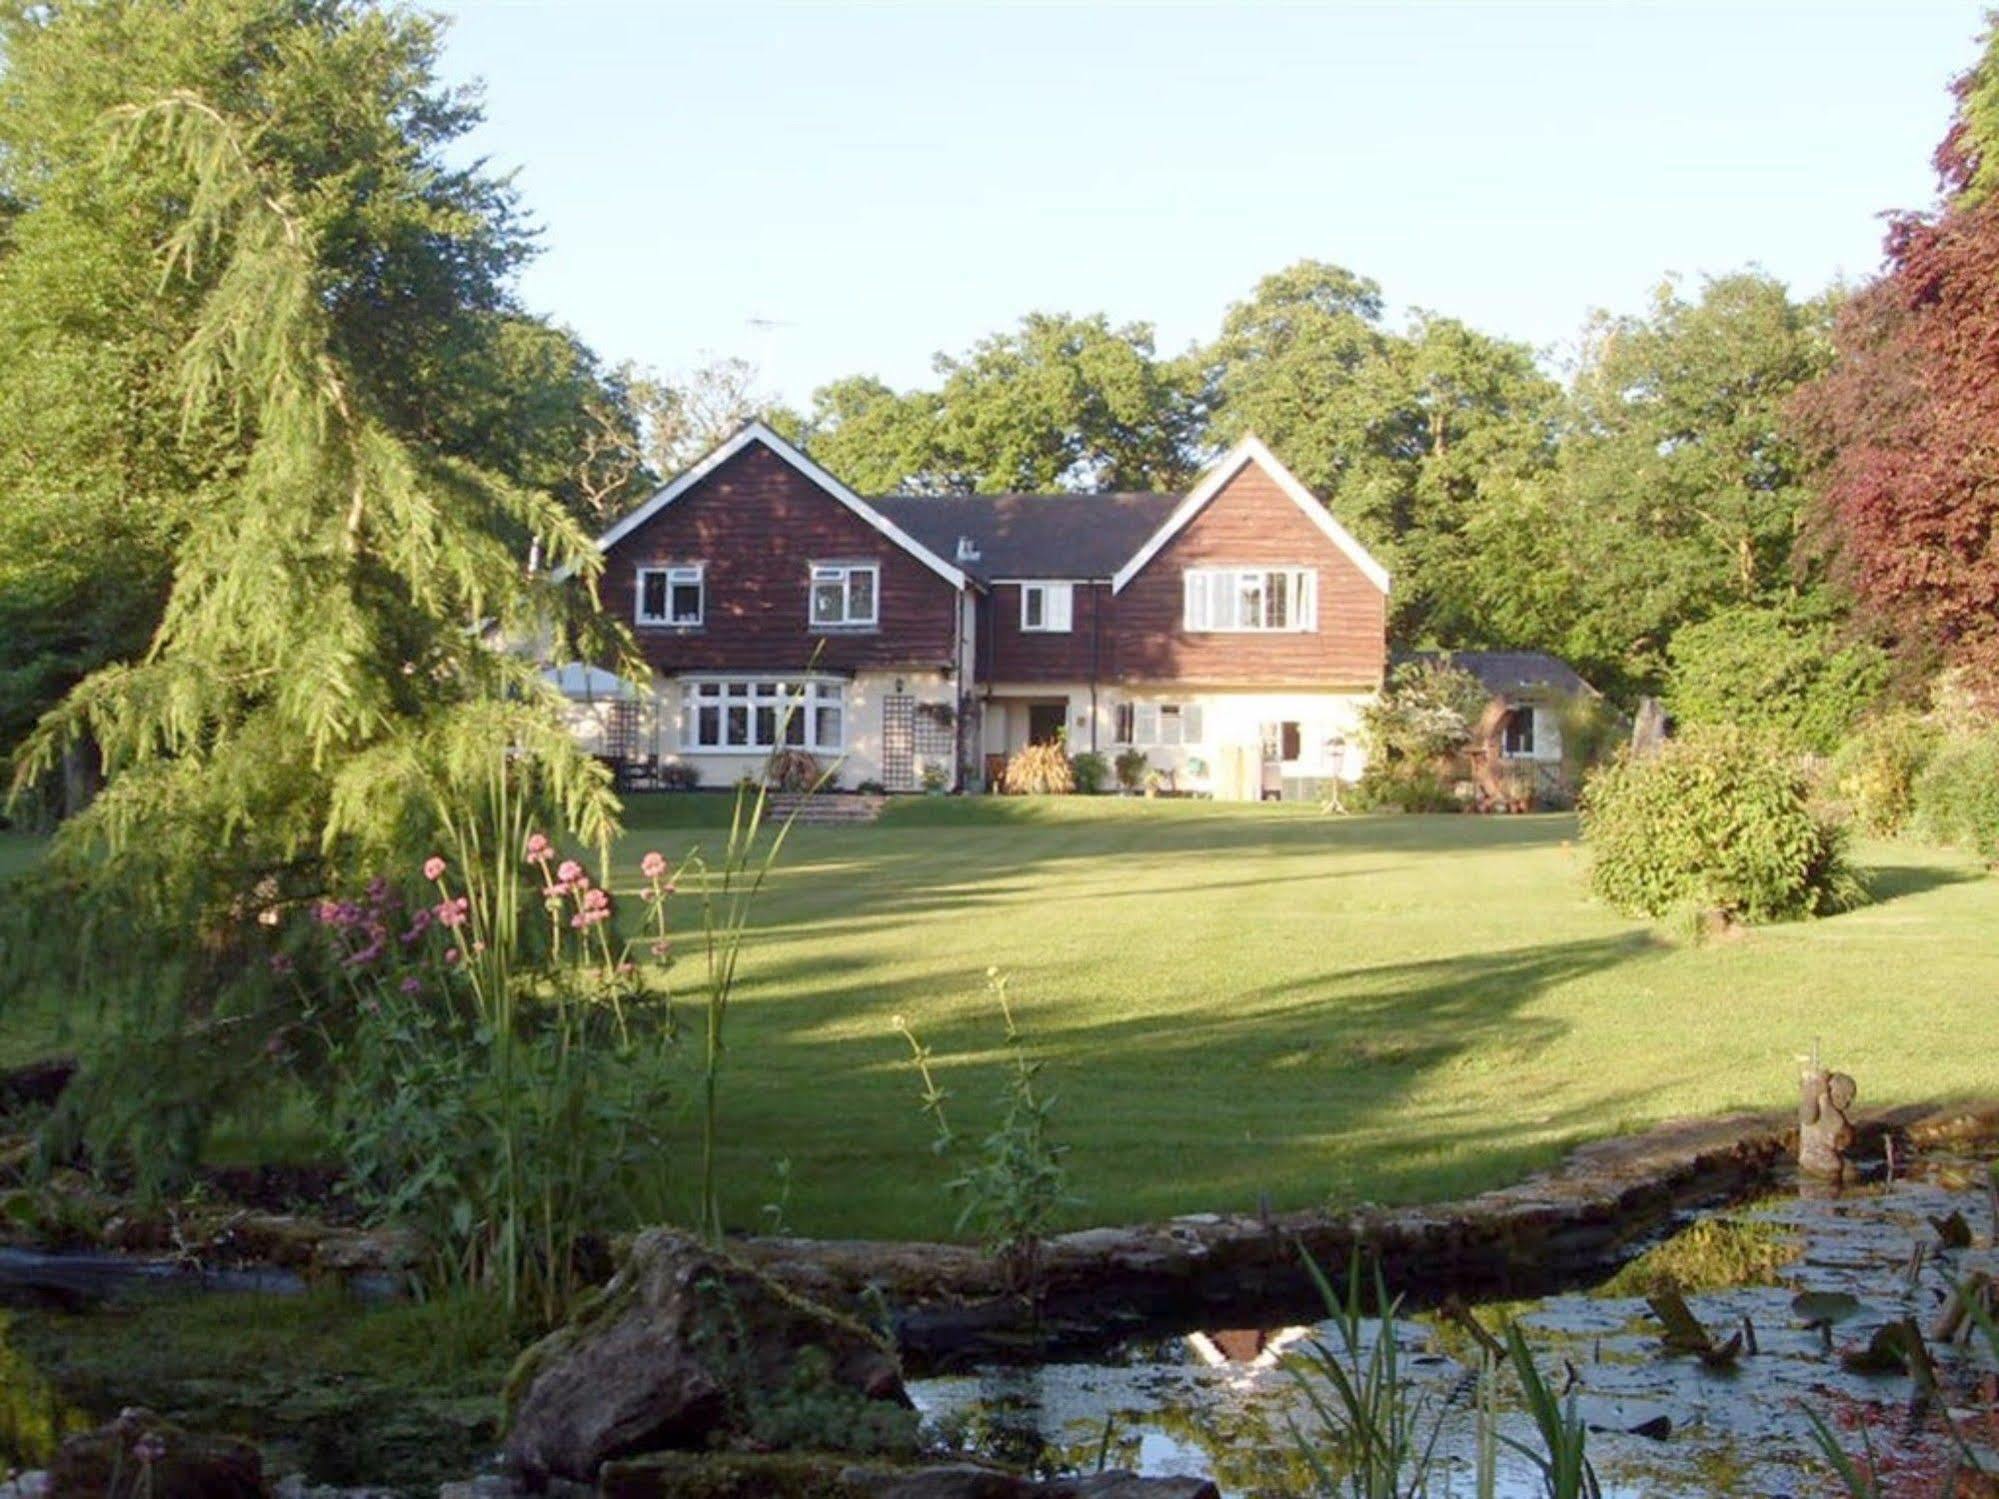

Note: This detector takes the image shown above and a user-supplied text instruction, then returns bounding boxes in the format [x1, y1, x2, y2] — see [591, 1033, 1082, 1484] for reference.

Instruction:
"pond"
[0, 1148, 1991, 1496]
[909, 1152, 1999, 1497]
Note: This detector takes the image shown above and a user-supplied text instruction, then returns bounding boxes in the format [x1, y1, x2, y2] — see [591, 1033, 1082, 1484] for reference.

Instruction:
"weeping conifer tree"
[1, 22, 628, 1182]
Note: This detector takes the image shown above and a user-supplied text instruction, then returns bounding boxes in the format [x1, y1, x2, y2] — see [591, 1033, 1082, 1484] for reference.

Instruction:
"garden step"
[764, 794, 886, 825]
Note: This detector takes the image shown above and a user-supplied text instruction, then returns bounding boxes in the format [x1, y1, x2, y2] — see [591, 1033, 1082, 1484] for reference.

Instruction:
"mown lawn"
[3, 802, 1996, 1240]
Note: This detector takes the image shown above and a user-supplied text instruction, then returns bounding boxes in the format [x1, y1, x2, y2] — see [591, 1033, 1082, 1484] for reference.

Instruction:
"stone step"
[764, 793, 886, 825]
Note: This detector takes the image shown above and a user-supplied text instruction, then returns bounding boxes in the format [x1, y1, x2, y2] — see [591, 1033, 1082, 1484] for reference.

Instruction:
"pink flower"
[525, 832, 553, 861]
[556, 859, 583, 885]
[472, 940, 486, 955]
[617, 961, 635, 976]
[268, 952, 295, 976]
[649, 940, 671, 959]
[444, 947, 459, 965]
[641, 850, 667, 880]
[434, 895, 470, 930]
[399, 976, 422, 996]
[423, 856, 447, 882]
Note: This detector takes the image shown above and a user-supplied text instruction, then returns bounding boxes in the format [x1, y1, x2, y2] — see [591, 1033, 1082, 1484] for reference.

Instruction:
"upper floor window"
[1020, 582, 1074, 633]
[637, 564, 703, 627]
[1501, 706, 1536, 757]
[809, 562, 879, 628]
[1182, 567, 1317, 633]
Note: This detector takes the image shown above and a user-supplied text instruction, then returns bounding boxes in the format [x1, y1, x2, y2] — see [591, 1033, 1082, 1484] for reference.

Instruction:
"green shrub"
[1913, 728, 1999, 863]
[1360, 659, 1490, 764]
[1113, 748, 1148, 791]
[1350, 765, 1457, 814]
[1665, 602, 1890, 753]
[1580, 725, 1862, 923]
[1001, 742, 1074, 795]
[1069, 751, 1109, 795]
[1826, 711, 1938, 837]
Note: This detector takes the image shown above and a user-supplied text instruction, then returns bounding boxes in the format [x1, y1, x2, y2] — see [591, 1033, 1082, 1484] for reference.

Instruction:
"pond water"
[0, 1151, 1991, 1496]
[909, 1155, 1999, 1497]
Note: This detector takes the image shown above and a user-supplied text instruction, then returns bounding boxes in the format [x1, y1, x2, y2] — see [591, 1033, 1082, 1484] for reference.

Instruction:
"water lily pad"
[1791, 1291, 1863, 1327]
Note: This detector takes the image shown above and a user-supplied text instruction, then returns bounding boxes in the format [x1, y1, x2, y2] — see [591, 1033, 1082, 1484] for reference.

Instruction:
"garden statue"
[1799, 1065, 1859, 1183]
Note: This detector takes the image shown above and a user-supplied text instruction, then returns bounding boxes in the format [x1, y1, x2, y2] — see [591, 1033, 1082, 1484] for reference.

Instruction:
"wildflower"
[268, 952, 295, 976]
[435, 894, 471, 929]
[400, 908, 433, 944]
[617, 961, 635, 976]
[556, 859, 583, 886]
[400, 976, 422, 996]
[444, 947, 460, 964]
[472, 940, 486, 955]
[542, 884, 568, 903]
[264, 1035, 287, 1059]
[525, 832, 553, 861]
[133, 1434, 167, 1465]
[365, 876, 391, 902]
[649, 940, 671, 959]
[360, 996, 382, 1017]
[423, 855, 447, 882]
[641, 850, 668, 880]
[315, 900, 342, 926]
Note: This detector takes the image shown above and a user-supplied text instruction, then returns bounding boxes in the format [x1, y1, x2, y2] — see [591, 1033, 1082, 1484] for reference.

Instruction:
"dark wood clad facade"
[600, 445, 961, 674]
[1106, 463, 1386, 687]
[986, 582, 1112, 682]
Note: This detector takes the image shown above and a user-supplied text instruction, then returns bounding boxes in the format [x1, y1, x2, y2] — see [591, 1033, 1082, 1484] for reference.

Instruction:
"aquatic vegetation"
[1595, 1212, 1800, 1297]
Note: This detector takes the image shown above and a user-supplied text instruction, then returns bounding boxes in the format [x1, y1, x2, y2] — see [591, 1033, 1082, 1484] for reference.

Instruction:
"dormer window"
[636, 564, 704, 627]
[809, 561, 879, 628]
[1020, 582, 1074, 633]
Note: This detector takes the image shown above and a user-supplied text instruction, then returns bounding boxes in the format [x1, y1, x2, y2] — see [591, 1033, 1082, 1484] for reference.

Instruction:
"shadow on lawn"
[704, 928, 1669, 1235]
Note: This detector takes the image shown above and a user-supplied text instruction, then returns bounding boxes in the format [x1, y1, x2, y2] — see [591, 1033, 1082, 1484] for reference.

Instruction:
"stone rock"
[1054, 1478, 1220, 1499]
[48, 1407, 265, 1499]
[504, 1228, 908, 1483]
[872, 1466, 1028, 1499]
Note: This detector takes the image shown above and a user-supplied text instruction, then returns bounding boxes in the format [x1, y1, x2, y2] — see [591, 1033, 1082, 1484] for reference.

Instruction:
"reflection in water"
[911, 1153, 1999, 1498]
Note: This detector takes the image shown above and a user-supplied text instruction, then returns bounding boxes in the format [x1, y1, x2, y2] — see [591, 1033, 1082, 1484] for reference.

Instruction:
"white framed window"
[809, 562, 879, 628]
[636, 564, 704, 627]
[679, 678, 846, 753]
[1115, 701, 1204, 747]
[1501, 706, 1536, 758]
[1020, 582, 1074, 633]
[1181, 568, 1317, 633]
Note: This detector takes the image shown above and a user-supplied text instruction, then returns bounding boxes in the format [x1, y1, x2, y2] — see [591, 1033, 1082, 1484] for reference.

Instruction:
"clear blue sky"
[430, 1, 1985, 406]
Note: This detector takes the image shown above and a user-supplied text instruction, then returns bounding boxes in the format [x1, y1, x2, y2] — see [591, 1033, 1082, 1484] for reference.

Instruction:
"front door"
[1027, 703, 1067, 747]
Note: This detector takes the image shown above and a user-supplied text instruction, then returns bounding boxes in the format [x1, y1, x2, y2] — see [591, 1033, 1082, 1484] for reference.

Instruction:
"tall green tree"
[0, 0, 618, 1177]
[1443, 272, 1837, 698]
[1198, 261, 1560, 639]
[804, 312, 1200, 494]
[0, 0, 640, 760]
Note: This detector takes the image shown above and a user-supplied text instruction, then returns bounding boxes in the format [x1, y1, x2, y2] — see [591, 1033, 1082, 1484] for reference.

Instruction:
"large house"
[575, 422, 1391, 798]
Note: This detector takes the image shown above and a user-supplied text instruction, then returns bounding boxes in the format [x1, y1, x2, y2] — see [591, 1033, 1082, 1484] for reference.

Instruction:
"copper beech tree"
[1795, 32, 1999, 701]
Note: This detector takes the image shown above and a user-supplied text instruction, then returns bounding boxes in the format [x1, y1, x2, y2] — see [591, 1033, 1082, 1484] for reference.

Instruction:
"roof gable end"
[588, 422, 968, 589]
[1109, 435, 1391, 596]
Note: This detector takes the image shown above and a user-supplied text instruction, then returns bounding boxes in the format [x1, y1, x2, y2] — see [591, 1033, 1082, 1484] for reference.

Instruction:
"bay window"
[1181, 567, 1317, 633]
[680, 678, 846, 752]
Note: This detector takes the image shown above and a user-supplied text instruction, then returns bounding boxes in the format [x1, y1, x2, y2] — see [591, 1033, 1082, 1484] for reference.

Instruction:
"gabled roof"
[1394, 649, 1599, 699]
[1110, 436, 1391, 596]
[869, 491, 1179, 583]
[589, 422, 968, 589]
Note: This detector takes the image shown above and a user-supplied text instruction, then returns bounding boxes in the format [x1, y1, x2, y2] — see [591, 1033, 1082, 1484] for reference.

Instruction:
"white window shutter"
[1051, 584, 1073, 632]
[1183, 573, 1203, 630]
[1298, 570, 1318, 631]
[1183, 704, 1204, 744]
[1135, 704, 1159, 745]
